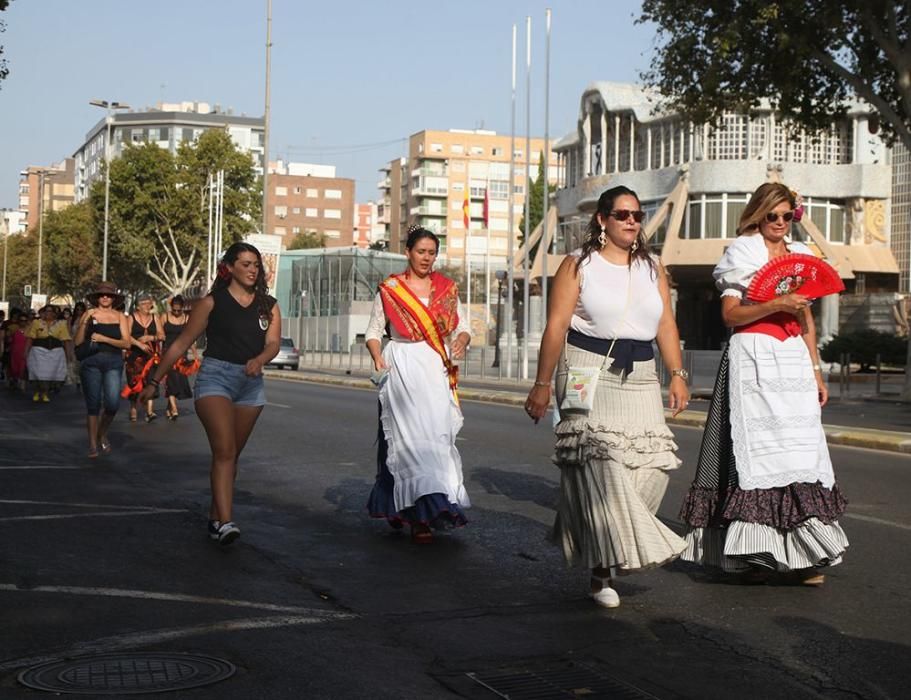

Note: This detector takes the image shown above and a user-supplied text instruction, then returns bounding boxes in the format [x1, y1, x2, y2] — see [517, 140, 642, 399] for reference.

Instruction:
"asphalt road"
[1, 379, 909, 699]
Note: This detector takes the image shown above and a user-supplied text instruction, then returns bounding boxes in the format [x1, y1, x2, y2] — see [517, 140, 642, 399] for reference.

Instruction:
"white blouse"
[365, 292, 470, 343]
[569, 251, 664, 341]
[714, 234, 815, 299]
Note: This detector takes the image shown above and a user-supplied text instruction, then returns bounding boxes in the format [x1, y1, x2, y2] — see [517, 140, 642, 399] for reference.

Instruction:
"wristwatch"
[671, 368, 689, 382]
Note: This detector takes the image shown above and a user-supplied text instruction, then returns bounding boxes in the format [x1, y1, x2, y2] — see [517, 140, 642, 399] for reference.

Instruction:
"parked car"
[267, 337, 300, 370]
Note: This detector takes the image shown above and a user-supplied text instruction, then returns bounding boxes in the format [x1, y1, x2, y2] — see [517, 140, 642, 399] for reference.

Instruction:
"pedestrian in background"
[525, 185, 689, 609]
[75, 281, 131, 458]
[365, 226, 471, 544]
[125, 293, 162, 422]
[157, 294, 195, 421]
[141, 242, 281, 546]
[678, 182, 848, 585]
[6, 312, 29, 391]
[68, 301, 88, 392]
[25, 305, 72, 403]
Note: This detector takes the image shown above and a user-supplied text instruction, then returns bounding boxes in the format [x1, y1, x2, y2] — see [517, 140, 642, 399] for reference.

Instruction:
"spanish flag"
[462, 183, 470, 230]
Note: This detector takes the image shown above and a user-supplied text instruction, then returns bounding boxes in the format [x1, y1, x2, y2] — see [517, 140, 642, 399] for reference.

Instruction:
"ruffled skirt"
[679, 347, 849, 572]
[553, 346, 685, 572]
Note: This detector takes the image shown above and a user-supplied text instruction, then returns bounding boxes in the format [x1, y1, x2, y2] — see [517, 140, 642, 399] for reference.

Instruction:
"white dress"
[365, 290, 471, 517]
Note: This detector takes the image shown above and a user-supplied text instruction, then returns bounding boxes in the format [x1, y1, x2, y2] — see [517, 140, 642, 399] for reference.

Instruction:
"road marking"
[267, 401, 292, 408]
[0, 466, 83, 470]
[0, 509, 186, 522]
[0, 614, 355, 674]
[0, 499, 180, 510]
[842, 512, 911, 531]
[0, 583, 342, 615]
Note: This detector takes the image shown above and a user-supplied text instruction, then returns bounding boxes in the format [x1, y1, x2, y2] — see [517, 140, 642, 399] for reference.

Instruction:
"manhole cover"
[18, 652, 235, 695]
[467, 660, 662, 699]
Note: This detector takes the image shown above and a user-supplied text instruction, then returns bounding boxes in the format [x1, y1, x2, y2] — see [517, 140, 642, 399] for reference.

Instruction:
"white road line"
[266, 401, 292, 408]
[842, 512, 911, 531]
[0, 583, 343, 615]
[0, 466, 83, 470]
[0, 499, 179, 510]
[0, 613, 355, 674]
[0, 509, 186, 522]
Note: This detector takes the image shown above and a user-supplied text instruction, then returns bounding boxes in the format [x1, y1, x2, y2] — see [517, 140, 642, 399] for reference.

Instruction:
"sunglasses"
[610, 209, 645, 223]
[764, 211, 794, 223]
[98, 293, 113, 299]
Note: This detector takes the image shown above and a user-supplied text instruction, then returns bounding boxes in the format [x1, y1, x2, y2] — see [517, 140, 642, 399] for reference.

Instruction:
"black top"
[88, 321, 123, 354]
[128, 314, 157, 359]
[163, 317, 186, 349]
[204, 286, 276, 365]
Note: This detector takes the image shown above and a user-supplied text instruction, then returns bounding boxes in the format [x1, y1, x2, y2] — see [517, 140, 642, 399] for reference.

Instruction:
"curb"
[265, 370, 911, 455]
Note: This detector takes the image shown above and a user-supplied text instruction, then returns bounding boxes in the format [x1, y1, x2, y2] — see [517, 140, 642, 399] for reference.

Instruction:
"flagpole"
[541, 8, 551, 333]
[465, 168, 471, 334]
[522, 15, 531, 380]
[506, 23, 517, 379]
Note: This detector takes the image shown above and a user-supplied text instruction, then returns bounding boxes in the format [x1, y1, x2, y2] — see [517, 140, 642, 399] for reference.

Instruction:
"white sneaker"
[591, 576, 620, 608]
[215, 521, 241, 546]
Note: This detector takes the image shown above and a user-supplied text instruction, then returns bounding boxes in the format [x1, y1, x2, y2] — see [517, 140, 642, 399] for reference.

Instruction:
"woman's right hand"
[776, 293, 809, 316]
[138, 385, 156, 403]
[524, 384, 551, 424]
[373, 356, 388, 372]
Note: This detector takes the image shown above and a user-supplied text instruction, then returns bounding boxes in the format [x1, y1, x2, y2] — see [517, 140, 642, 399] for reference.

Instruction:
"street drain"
[18, 652, 235, 695]
[467, 660, 662, 699]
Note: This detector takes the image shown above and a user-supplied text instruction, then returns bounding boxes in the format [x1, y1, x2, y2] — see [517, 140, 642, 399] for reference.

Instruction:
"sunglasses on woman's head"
[765, 211, 794, 223]
[610, 209, 645, 223]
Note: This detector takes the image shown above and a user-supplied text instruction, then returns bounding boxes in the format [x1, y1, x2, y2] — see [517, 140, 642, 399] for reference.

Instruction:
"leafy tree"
[0, 1, 11, 89]
[821, 329, 906, 370]
[44, 201, 100, 300]
[368, 240, 388, 251]
[639, 1, 911, 150]
[517, 151, 555, 249]
[93, 130, 260, 297]
[288, 230, 326, 250]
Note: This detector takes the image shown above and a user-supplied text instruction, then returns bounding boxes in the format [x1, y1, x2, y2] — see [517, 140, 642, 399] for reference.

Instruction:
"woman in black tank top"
[156, 295, 195, 420]
[140, 243, 281, 547]
[125, 294, 163, 422]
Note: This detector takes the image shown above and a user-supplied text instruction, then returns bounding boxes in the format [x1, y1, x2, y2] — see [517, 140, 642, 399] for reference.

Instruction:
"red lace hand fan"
[746, 253, 844, 302]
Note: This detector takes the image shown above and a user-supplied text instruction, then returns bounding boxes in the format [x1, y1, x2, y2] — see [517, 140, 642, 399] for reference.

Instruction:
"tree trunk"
[903, 335, 911, 401]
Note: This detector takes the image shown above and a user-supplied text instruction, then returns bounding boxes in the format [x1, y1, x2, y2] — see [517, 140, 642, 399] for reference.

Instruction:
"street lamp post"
[89, 99, 130, 280]
[492, 269, 507, 367]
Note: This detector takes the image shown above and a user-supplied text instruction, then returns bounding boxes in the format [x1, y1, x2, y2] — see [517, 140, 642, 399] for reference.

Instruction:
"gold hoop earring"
[598, 226, 607, 247]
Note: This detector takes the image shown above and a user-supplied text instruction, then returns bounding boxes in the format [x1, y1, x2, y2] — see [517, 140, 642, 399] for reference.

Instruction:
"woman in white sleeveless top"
[525, 186, 690, 608]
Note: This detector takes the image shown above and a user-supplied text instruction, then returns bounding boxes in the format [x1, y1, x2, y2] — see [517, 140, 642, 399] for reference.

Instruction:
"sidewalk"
[266, 366, 911, 455]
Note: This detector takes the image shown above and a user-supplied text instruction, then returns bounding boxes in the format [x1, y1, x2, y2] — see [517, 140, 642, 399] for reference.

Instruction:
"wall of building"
[265, 173, 355, 248]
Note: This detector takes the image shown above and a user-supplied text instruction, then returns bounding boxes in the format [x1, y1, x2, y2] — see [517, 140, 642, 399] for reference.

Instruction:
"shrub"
[820, 329, 906, 370]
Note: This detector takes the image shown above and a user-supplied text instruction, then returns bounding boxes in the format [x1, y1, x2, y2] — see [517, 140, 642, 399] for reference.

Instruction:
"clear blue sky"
[1, 0, 656, 209]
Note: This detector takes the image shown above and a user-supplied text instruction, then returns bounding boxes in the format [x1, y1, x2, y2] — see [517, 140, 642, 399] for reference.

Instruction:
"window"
[452, 182, 464, 191]
[324, 208, 342, 219]
[488, 180, 509, 199]
[159, 127, 169, 142]
[451, 161, 466, 172]
[305, 207, 318, 217]
[292, 207, 301, 214]
[294, 186, 302, 194]
[325, 229, 341, 238]
[325, 189, 342, 199]
[275, 226, 286, 236]
[451, 144, 464, 154]
[450, 219, 464, 229]
[470, 145, 484, 155]
[492, 147, 503, 156]
[431, 143, 443, 153]
[292, 226, 301, 234]
[275, 186, 287, 196]
[274, 205, 288, 217]
[306, 188, 318, 197]
[451, 200, 463, 211]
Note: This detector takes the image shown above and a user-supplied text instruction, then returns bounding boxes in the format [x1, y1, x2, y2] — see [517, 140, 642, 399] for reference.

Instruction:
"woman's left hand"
[525, 384, 551, 424]
[668, 376, 690, 417]
[450, 333, 470, 360]
[245, 357, 264, 377]
[816, 377, 829, 407]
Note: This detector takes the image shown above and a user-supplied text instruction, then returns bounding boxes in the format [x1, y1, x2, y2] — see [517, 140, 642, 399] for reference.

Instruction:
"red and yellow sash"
[379, 272, 460, 400]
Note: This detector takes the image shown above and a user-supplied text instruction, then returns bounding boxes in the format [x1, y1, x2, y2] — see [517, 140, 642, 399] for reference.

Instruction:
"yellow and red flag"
[462, 183, 470, 230]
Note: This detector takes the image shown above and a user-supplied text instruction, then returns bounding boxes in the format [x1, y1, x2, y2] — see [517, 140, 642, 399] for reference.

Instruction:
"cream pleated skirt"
[553, 345, 686, 572]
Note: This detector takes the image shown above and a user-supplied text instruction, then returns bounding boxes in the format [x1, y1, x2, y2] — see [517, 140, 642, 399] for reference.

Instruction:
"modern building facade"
[378, 129, 561, 264]
[355, 202, 383, 248]
[72, 101, 265, 202]
[892, 140, 911, 293]
[18, 159, 76, 232]
[553, 81, 899, 349]
[265, 161, 356, 249]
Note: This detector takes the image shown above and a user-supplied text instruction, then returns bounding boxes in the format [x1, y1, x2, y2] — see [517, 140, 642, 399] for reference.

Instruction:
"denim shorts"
[194, 357, 266, 406]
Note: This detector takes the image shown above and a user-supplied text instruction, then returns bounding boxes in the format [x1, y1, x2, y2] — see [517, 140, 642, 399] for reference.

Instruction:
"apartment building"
[378, 129, 561, 263]
[18, 159, 76, 232]
[72, 101, 264, 201]
[265, 161, 355, 249]
[355, 202, 384, 248]
[553, 81, 899, 348]
[892, 140, 911, 293]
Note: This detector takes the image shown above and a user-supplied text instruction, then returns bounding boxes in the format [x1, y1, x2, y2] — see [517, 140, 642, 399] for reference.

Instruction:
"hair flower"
[216, 262, 231, 281]
[791, 190, 804, 222]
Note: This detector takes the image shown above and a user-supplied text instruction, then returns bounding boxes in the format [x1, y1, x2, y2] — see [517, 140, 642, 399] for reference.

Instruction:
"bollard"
[875, 353, 882, 395]
[845, 352, 851, 395]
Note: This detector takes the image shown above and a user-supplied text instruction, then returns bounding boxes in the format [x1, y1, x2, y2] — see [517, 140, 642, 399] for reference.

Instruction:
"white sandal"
[590, 575, 620, 608]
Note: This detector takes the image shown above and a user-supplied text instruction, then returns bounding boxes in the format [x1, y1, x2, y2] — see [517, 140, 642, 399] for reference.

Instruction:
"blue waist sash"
[566, 329, 654, 377]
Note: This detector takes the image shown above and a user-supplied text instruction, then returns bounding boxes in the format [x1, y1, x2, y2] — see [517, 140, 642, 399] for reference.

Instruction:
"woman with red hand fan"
[679, 183, 848, 585]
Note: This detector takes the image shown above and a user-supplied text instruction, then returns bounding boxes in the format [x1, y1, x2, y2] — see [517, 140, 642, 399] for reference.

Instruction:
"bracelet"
[811, 364, 822, 372]
[533, 380, 550, 387]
